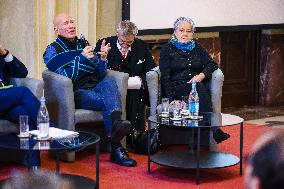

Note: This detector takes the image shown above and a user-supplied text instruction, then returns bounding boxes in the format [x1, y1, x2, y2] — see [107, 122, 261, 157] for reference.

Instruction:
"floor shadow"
[265, 121, 284, 127]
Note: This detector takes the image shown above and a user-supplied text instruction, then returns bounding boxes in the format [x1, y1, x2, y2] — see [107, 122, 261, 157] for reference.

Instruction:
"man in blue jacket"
[0, 45, 40, 167]
[43, 13, 137, 167]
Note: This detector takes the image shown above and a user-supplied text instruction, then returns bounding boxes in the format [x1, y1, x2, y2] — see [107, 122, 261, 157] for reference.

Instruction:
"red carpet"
[0, 123, 271, 189]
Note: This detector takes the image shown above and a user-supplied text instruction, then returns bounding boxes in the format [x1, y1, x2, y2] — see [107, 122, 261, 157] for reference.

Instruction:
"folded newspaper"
[29, 127, 79, 139]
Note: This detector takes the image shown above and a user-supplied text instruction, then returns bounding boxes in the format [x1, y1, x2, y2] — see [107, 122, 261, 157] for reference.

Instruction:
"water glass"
[173, 107, 181, 119]
[20, 138, 29, 149]
[161, 98, 169, 117]
[161, 118, 169, 125]
[19, 115, 29, 137]
[180, 97, 188, 116]
[170, 100, 181, 120]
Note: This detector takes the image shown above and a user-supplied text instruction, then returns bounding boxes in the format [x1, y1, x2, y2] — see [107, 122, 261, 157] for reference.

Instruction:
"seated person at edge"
[0, 45, 50, 167]
[95, 20, 156, 150]
[245, 129, 284, 189]
[159, 17, 230, 143]
[43, 13, 136, 167]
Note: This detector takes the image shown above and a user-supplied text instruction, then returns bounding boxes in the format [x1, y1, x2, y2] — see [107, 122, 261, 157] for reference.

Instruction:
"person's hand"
[0, 45, 7, 56]
[188, 73, 205, 83]
[82, 46, 95, 60]
[98, 39, 111, 61]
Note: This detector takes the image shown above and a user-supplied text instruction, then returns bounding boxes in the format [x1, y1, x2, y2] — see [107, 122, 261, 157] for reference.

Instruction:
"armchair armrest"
[106, 70, 129, 119]
[146, 70, 160, 116]
[209, 68, 224, 113]
[10, 77, 43, 99]
[42, 70, 75, 130]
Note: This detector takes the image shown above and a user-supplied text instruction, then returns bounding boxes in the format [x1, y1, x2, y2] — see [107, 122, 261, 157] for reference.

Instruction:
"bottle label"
[190, 102, 199, 115]
[38, 123, 49, 138]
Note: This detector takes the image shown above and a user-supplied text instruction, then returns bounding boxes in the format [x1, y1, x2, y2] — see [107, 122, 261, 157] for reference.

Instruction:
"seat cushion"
[74, 109, 104, 124]
[0, 119, 18, 133]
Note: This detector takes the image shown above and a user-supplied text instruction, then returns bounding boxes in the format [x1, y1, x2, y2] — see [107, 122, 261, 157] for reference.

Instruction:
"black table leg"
[240, 122, 243, 175]
[147, 120, 151, 174]
[56, 153, 60, 175]
[189, 128, 195, 153]
[196, 127, 200, 185]
[96, 142, 99, 189]
[28, 150, 32, 170]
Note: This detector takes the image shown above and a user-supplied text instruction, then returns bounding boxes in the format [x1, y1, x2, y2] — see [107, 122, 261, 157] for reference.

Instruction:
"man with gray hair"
[95, 20, 156, 152]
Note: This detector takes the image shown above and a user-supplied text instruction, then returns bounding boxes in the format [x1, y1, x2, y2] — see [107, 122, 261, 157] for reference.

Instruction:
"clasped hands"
[82, 39, 111, 61]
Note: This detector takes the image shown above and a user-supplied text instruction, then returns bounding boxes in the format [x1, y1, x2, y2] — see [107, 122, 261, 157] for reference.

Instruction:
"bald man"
[43, 13, 137, 167]
[245, 129, 284, 189]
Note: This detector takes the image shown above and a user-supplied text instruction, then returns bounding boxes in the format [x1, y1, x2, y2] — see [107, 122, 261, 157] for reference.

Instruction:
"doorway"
[220, 30, 261, 108]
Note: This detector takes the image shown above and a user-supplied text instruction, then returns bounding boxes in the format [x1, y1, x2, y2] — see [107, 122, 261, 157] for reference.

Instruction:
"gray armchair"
[0, 77, 43, 133]
[0, 77, 43, 163]
[42, 69, 129, 162]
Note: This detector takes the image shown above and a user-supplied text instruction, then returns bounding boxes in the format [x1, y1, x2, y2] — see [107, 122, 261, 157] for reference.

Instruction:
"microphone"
[80, 34, 95, 63]
[80, 34, 90, 47]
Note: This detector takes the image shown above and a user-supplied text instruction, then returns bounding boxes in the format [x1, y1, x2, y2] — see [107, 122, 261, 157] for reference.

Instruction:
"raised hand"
[98, 39, 111, 61]
[82, 46, 95, 60]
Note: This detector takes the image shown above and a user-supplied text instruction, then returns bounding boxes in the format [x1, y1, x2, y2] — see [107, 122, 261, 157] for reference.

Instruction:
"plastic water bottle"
[37, 96, 49, 139]
[188, 82, 199, 116]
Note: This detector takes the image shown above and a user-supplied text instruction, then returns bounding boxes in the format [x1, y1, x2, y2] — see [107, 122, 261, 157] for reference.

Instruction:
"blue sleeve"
[91, 53, 106, 79]
[43, 45, 99, 81]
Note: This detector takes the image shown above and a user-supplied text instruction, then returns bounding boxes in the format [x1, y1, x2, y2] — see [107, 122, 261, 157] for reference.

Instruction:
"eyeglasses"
[117, 35, 135, 46]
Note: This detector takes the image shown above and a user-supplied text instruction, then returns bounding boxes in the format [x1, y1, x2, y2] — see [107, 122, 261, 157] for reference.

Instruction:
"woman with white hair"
[159, 17, 230, 143]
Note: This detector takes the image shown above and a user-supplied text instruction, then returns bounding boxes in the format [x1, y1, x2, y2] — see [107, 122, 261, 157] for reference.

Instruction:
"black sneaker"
[110, 146, 137, 167]
[213, 129, 230, 144]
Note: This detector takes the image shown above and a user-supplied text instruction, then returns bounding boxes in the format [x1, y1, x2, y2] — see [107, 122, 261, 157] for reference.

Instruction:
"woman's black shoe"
[213, 129, 230, 144]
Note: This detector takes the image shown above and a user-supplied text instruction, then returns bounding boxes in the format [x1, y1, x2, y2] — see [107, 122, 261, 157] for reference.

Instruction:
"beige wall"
[0, 0, 34, 76]
[96, 0, 122, 40]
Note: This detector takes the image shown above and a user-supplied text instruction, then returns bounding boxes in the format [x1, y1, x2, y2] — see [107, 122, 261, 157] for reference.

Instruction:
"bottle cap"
[40, 96, 46, 102]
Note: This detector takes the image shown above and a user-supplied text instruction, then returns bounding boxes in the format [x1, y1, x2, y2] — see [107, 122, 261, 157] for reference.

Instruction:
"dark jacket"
[0, 53, 27, 85]
[96, 36, 156, 131]
[95, 36, 156, 85]
[159, 41, 218, 100]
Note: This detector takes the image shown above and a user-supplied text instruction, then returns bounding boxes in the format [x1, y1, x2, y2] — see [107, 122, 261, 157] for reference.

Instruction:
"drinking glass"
[181, 96, 189, 115]
[161, 98, 169, 117]
[172, 101, 181, 119]
[19, 115, 29, 137]
[20, 138, 29, 149]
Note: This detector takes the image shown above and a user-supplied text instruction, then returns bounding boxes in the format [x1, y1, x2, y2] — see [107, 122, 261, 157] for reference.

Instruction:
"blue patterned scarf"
[170, 35, 195, 51]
